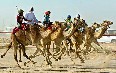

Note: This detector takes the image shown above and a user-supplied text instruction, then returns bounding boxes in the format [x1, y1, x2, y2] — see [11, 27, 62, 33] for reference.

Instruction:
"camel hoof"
[17, 65, 22, 69]
[55, 59, 58, 61]
[29, 55, 33, 59]
[58, 57, 61, 60]
[81, 60, 85, 63]
[33, 62, 37, 64]
[19, 60, 22, 62]
[1, 55, 4, 58]
[24, 62, 27, 66]
[47, 61, 52, 65]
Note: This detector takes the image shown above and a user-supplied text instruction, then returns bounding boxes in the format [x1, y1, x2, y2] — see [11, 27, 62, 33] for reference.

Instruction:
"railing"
[0, 32, 11, 33]
[103, 34, 116, 36]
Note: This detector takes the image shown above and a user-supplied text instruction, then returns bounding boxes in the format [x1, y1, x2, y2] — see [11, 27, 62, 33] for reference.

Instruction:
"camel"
[83, 22, 101, 54]
[83, 20, 113, 54]
[52, 18, 87, 63]
[1, 24, 44, 68]
[94, 20, 113, 39]
[22, 21, 76, 66]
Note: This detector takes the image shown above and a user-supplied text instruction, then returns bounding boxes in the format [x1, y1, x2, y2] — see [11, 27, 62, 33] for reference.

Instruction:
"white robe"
[25, 11, 38, 25]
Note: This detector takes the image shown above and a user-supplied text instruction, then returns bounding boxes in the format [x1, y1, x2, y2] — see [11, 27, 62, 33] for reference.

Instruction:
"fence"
[0, 32, 11, 43]
[0, 31, 116, 45]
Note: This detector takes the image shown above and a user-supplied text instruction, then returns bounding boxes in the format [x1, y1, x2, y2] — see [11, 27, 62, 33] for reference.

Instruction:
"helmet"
[45, 11, 51, 15]
[18, 9, 24, 13]
[67, 15, 71, 19]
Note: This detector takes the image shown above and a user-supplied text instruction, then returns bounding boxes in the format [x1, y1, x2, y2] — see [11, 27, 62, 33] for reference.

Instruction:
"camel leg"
[52, 46, 62, 61]
[29, 44, 44, 59]
[63, 40, 70, 56]
[83, 43, 92, 55]
[53, 43, 55, 52]
[53, 43, 67, 61]
[19, 44, 36, 66]
[74, 43, 85, 63]
[1, 42, 12, 58]
[93, 40, 104, 52]
[29, 48, 40, 59]
[52, 42, 62, 57]
[13, 45, 21, 68]
[43, 45, 52, 66]
[18, 45, 22, 62]
[76, 46, 85, 63]
[46, 47, 52, 66]
[46, 44, 52, 56]
[1, 47, 10, 58]
[26, 43, 45, 66]
[76, 51, 85, 63]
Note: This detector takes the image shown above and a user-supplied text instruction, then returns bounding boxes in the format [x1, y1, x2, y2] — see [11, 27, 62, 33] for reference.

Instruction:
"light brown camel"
[52, 18, 87, 63]
[83, 20, 113, 54]
[66, 18, 88, 63]
[23, 21, 75, 66]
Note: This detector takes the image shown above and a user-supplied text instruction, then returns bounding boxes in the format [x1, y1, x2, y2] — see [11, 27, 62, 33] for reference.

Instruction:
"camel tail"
[7, 42, 12, 49]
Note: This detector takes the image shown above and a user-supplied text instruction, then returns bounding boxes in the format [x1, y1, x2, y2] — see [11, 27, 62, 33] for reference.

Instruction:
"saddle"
[42, 22, 53, 31]
[12, 23, 29, 34]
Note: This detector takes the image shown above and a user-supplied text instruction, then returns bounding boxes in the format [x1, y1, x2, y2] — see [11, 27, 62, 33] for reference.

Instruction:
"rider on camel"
[43, 11, 52, 28]
[25, 7, 38, 25]
[64, 15, 72, 31]
[25, 7, 39, 45]
[12, 9, 30, 34]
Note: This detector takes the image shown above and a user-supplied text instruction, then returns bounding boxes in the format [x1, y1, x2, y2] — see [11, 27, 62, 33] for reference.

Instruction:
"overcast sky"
[0, 0, 116, 30]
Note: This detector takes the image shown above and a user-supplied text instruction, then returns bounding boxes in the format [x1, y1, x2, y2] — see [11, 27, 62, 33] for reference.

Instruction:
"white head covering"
[29, 7, 34, 12]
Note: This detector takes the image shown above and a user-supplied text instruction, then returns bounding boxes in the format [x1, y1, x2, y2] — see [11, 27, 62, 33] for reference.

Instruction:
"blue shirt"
[44, 15, 50, 22]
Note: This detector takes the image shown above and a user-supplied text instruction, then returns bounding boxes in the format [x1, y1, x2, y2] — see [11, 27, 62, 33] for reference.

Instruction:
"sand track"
[0, 43, 116, 73]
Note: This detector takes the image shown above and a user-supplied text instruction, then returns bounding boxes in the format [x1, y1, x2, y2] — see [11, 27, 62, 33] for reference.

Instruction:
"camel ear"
[94, 22, 97, 24]
[103, 20, 107, 23]
[74, 18, 76, 20]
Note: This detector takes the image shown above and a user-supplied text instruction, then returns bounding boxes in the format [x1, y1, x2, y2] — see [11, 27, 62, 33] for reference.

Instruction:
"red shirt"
[17, 14, 27, 24]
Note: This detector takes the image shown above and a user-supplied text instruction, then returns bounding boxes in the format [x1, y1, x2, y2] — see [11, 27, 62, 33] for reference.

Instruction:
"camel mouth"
[111, 22, 113, 24]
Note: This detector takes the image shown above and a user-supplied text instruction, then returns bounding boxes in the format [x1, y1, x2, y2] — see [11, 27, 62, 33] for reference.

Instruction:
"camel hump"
[40, 29, 52, 38]
[51, 28, 62, 40]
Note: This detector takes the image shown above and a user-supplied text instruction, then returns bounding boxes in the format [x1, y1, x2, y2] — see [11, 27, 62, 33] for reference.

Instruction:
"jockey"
[25, 7, 39, 45]
[25, 7, 38, 25]
[43, 11, 51, 28]
[12, 9, 30, 34]
[17, 9, 28, 28]
[64, 15, 72, 31]
[76, 14, 80, 19]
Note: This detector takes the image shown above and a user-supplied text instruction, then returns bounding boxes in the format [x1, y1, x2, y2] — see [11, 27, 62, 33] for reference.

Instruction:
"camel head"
[54, 21, 61, 27]
[101, 20, 113, 28]
[73, 18, 78, 25]
[54, 21, 60, 26]
[73, 18, 88, 28]
[81, 19, 88, 27]
[92, 22, 100, 28]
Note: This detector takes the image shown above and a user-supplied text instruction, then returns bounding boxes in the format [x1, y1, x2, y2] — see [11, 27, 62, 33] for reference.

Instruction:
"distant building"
[3, 27, 14, 32]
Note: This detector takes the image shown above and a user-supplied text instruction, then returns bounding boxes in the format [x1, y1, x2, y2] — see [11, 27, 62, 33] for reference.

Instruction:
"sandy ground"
[0, 43, 116, 73]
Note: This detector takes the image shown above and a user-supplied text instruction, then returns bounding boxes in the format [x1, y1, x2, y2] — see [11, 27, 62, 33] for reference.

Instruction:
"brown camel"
[1, 24, 44, 68]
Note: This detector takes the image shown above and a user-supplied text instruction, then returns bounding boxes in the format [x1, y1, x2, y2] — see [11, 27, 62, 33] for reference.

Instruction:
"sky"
[0, 0, 116, 30]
